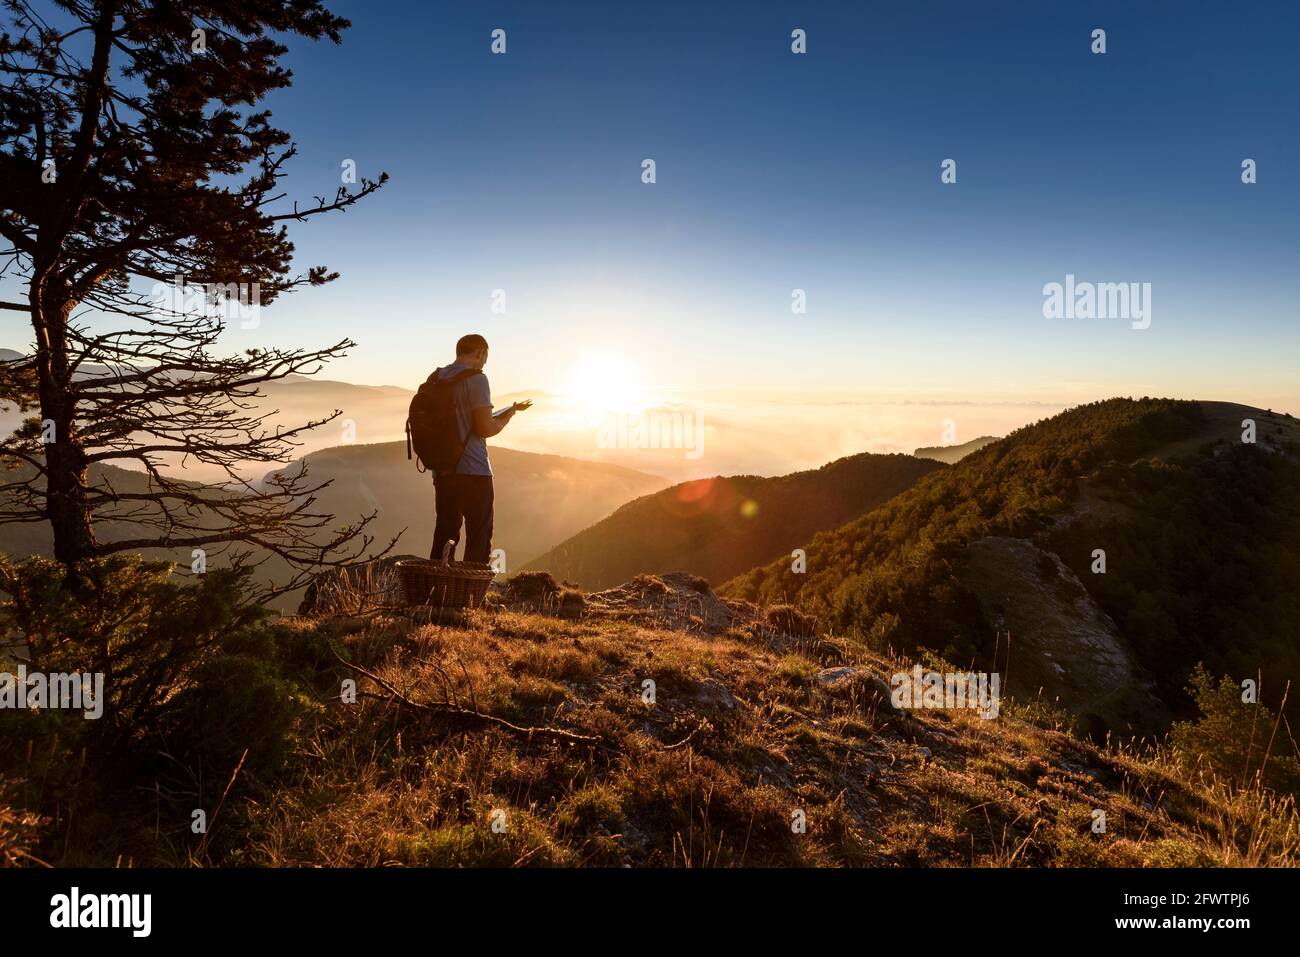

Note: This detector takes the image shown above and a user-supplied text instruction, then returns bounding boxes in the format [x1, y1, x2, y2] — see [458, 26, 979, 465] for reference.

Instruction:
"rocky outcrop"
[957, 535, 1170, 737]
[585, 571, 744, 635]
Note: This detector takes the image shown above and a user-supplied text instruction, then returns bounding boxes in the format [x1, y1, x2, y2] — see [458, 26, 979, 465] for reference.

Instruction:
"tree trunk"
[45, 427, 95, 566]
[31, 284, 96, 567]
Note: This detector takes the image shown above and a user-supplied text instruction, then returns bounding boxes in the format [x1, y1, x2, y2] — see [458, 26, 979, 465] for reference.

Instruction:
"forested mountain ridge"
[523, 452, 941, 589]
[723, 399, 1300, 735]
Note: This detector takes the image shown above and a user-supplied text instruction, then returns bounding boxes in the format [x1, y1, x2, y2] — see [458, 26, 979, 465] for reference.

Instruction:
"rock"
[587, 572, 738, 634]
[815, 667, 897, 705]
[694, 678, 740, 711]
[815, 666, 859, 687]
[958, 535, 1171, 732]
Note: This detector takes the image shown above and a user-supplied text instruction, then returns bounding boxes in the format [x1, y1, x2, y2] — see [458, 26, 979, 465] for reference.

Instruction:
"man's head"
[456, 333, 489, 369]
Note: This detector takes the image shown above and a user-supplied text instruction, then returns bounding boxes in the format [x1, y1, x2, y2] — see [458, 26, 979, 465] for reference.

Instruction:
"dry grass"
[12, 565, 1285, 868]
[229, 592, 1300, 867]
[0, 775, 50, 867]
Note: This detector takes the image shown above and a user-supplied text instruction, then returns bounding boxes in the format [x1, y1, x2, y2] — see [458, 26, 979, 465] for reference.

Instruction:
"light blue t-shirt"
[436, 362, 493, 476]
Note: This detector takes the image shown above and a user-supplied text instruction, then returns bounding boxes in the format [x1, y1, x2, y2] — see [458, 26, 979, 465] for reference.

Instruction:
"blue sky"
[10, 0, 1300, 408]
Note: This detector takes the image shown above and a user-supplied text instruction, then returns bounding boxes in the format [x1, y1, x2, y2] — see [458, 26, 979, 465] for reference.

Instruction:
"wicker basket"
[396, 542, 494, 609]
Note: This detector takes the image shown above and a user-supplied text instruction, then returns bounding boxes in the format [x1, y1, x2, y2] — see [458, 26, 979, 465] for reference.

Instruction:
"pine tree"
[0, 0, 389, 590]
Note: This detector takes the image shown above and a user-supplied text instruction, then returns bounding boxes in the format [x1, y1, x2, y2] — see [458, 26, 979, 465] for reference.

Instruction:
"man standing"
[429, 334, 530, 563]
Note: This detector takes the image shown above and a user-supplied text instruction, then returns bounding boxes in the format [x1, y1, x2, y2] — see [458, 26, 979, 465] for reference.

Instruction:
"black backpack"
[405, 367, 480, 474]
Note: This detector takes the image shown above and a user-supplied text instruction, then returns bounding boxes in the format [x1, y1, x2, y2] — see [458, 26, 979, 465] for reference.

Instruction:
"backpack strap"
[436, 368, 483, 426]
[442, 367, 481, 385]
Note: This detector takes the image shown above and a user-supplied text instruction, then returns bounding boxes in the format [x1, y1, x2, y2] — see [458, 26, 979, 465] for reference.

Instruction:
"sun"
[560, 351, 648, 409]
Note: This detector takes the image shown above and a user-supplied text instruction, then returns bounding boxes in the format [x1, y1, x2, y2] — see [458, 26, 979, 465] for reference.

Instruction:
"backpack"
[405, 367, 480, 474]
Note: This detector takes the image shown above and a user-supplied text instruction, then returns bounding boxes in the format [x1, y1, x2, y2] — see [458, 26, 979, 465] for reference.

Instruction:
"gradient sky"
[9, 1, 1300, 409]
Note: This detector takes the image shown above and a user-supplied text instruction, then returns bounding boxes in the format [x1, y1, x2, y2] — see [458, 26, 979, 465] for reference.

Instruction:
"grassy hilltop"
[3, 566, 1295, 867]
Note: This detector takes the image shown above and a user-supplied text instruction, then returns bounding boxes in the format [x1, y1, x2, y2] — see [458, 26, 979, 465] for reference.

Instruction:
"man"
[430, 334, 530, 564]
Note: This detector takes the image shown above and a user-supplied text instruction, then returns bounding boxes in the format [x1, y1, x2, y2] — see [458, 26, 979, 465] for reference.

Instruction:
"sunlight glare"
[560, 351, 648, 410]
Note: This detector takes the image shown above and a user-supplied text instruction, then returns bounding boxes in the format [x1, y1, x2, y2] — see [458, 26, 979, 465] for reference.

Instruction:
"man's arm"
[472, 404, 514, 437]
[465, 371, 504, 437]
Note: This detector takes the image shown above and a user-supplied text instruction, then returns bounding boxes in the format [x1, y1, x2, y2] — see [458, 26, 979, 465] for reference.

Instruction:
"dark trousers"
[432, 473, 494, 565]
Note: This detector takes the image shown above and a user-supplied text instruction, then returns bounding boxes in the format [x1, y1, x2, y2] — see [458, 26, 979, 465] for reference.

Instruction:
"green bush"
[0, 555, 317, 863]
[1169, 666, 1300, 795]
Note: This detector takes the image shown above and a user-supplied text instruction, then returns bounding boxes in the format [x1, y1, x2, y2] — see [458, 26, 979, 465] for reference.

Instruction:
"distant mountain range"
[268, 441, 666, 576]
[523, 452, 942, 590]
[0, 442, 666, 611]
[0, 347, 1041, 482]
[0, 349, 423, 484]
[913, 435, 998, 464]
